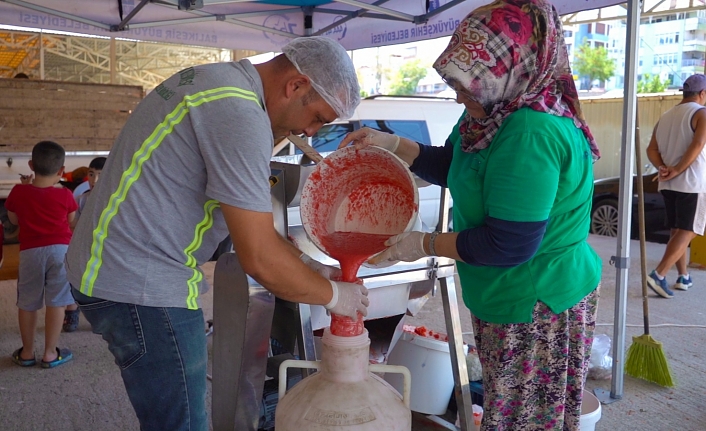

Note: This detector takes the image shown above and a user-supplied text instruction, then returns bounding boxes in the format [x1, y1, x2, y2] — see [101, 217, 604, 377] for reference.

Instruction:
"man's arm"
[646, 126, 665, 169]
[220, 202, 333, 305]
[68, 211, 76, 229]
[662, 109, 706, 181]
[7, 210, 17, 226]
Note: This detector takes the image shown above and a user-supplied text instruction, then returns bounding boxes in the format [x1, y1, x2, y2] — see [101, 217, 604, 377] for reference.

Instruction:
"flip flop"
[41, 348, 73, 369]
[11, 347, 36, 367]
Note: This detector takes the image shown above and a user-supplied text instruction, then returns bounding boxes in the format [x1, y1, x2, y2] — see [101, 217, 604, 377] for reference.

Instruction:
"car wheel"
[590, 198, 619, 237]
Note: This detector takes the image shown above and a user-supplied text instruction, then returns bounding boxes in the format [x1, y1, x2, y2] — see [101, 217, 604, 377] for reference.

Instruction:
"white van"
[281, 96, 465, 230]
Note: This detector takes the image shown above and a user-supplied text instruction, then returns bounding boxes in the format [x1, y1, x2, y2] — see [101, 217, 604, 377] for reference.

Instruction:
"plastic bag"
[588, 334, 613, 380]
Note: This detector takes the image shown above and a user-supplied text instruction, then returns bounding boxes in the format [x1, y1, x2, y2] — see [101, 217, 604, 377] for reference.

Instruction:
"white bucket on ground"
[580, 389, 602, 431]
[384, 330, 467, 415]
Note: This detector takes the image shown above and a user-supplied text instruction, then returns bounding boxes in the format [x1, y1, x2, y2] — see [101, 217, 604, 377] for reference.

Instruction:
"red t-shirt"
[5, 184, 78, 250]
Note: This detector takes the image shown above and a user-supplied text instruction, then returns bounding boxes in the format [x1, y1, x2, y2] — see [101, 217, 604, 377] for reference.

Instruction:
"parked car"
[591, 172, 669, 244]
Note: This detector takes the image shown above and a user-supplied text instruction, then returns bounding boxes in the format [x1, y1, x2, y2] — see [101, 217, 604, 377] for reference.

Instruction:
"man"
[66, 37, 368, 431]
[646, 73, 706, 298]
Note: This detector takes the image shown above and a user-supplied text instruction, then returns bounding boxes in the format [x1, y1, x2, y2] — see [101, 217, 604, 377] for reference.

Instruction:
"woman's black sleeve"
[409, 139, 454, 188]
[456, 216, 548, 267]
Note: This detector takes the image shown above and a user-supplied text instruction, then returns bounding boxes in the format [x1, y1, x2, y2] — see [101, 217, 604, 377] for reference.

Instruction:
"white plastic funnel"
[300, 146, 419, 260]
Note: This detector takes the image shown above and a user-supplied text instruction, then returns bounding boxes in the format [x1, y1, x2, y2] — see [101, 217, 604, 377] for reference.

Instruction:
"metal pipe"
[607, 0, 642, 403]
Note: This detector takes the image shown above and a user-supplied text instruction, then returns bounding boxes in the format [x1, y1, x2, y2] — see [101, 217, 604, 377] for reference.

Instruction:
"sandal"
[63, 309, 80, 332]
[41, 348, 73, 369]
[12, 347, 36, 367]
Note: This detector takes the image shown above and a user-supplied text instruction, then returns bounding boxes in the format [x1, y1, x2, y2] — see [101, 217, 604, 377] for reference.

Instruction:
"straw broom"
[624, 106, 675, 387]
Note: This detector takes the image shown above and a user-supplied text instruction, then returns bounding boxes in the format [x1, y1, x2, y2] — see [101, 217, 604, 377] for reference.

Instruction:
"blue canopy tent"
[0, 0, 623, 51]
[0, 0, 641, 411]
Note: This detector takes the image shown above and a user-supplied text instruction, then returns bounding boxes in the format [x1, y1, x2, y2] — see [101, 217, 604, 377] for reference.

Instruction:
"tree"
[637, 73, 670, 93]
[388, 60, 427, 96]
[573, 43, 616, 89]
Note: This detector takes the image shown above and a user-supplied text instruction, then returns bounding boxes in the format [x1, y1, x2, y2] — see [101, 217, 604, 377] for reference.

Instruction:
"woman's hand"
[338, 127, 400, 153]
[368, 231, 428, 264]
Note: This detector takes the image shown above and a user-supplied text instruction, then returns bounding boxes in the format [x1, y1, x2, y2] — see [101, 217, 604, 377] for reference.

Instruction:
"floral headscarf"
[433, 0, 600, 160]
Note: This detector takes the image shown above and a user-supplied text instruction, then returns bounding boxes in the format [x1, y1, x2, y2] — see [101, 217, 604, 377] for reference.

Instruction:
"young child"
[6, 141, 78, 368]
[63, 156, 106, 332]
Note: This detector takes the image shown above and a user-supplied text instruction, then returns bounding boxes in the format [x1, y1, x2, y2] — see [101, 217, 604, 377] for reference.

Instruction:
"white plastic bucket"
[579, 389, 602, 431]
[384, 331, 467, 415]
[299, 146, 420, 263]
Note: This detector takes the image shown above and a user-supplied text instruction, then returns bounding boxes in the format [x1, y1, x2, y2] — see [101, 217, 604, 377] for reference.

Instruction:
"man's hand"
[658, 165, 679, 182]
[324, 280, 369, 319]
[300, 253, 342, 280]
[368, 231, 428, 264]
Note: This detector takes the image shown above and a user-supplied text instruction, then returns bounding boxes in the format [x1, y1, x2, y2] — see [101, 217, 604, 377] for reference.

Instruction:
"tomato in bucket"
[300, 146, 419, 336]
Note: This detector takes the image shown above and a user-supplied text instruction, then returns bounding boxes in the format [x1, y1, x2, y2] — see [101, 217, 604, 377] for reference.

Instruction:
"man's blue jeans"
[72, 288, 208, 431]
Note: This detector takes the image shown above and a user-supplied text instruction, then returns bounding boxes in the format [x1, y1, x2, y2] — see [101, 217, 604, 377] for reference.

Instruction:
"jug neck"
[321, 328, 370, 383]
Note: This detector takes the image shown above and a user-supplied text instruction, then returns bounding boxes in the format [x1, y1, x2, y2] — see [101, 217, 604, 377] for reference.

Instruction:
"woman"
[339, 0, 601, 429]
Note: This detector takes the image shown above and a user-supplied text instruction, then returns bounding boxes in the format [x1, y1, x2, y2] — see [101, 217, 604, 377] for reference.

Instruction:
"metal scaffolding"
[0, 28, 256, 89]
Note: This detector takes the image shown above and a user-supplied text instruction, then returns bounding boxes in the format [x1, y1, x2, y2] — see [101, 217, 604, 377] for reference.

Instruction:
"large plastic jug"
[275, 329, 412, 430]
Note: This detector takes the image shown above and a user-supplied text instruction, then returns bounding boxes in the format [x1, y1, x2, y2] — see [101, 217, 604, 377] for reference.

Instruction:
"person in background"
[71, 172, 91, 199]
[6, 140, 77, 368]
[74, 156, 106, 221]
[63, 156, 107, 332]
[65, 36, 368, 430]
[59, 166, 89, 196]
[645, 73, 706, 298]
[340, 1, 601, 429]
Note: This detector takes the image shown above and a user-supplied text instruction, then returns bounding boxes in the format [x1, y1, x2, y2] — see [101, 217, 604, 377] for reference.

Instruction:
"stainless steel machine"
[210, 155, 474, 430]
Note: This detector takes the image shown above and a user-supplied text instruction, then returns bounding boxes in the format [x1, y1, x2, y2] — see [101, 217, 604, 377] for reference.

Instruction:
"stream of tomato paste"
[319, 231, 389, 336]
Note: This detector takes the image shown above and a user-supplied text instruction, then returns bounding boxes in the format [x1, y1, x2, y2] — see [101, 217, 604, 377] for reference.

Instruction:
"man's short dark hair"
[89, 156, 107, 170]
[683, 91, 700, 99]
[301, 87, 322, 106]
[31, 141, 65, 176]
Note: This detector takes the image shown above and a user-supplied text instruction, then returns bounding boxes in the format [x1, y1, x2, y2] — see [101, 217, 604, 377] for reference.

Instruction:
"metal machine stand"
[211, 253, 275, 431]
[211, 161, 473, 431]
[427, 187, 474, 431]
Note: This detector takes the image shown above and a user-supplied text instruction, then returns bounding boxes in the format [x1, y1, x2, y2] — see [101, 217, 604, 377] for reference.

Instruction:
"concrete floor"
[1, 234, 705, 430]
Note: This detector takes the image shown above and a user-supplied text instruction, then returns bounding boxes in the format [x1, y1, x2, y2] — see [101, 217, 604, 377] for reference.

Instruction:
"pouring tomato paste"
[299, 146, 419, 337]
[319, 231, 389, 336]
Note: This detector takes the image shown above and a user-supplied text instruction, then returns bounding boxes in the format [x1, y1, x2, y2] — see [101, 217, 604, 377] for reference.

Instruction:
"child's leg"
[43, 244, 75, 363]
[66, 303, 78, 311]
[43, 306, 66, 362]
[17, 309, 38, 360]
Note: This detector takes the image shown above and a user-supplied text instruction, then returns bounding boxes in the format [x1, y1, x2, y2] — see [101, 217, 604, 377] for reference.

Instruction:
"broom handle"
[634, 104, 651, 335]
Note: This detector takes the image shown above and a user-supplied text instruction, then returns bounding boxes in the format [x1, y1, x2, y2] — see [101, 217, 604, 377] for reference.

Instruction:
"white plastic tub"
[580, 389, 602, 431]
[384, 330, 467, 415]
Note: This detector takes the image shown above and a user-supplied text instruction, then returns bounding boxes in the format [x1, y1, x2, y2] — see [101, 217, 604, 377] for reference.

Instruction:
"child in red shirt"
[5, 141, 78, 368]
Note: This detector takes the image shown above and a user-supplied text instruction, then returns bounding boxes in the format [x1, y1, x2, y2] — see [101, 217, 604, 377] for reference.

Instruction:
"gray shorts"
[17, 245, 74, 311]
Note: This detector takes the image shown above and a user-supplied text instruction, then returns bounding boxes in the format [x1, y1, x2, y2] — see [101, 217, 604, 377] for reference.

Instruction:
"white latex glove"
[300, 253, 342, 280]
[324, 280, 369, 319]
[339, 127, 400, 153]
[368, 231, 428, 264]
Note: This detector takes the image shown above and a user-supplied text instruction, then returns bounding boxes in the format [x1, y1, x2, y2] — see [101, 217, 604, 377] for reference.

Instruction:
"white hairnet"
[282, 36, 361, 119]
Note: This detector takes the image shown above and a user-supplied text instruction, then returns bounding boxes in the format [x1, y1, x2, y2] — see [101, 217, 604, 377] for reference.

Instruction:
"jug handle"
[278, 360, 411, 409]
[279, 359, 320, 400]
[370, 364, 411, 408]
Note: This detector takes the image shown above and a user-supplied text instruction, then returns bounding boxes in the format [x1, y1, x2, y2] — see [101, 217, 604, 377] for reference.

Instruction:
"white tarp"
[0, 0, 625, 51]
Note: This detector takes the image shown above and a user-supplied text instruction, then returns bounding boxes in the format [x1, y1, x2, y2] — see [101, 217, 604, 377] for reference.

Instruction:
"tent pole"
[595, 0, 642, 405]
